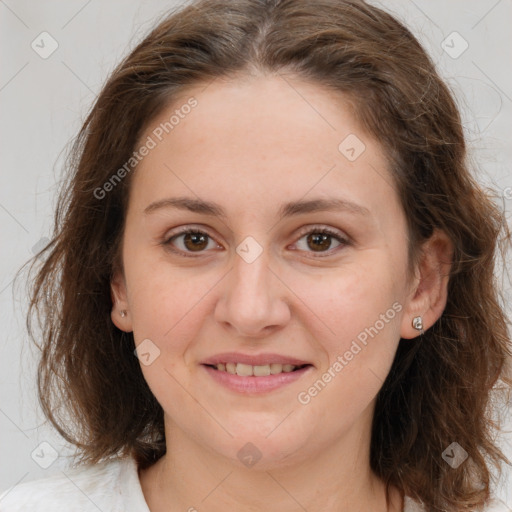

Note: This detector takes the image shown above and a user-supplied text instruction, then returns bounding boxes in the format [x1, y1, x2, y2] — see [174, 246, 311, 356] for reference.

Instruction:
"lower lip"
[202, 364, 313, 394]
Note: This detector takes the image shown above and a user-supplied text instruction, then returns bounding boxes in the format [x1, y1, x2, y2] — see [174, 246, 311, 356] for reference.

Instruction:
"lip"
[202, 364, 313, 394]
[201, 352, 313, 367]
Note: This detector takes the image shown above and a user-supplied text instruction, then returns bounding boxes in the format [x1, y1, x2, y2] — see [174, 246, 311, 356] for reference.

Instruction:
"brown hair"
[23, 0, 512, 510]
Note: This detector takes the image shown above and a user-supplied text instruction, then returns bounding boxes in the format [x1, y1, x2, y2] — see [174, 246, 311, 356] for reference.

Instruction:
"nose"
[214, 246, 291, 338]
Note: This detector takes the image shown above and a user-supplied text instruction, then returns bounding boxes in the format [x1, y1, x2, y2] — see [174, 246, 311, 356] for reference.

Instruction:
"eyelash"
[161, 225, 350, 258]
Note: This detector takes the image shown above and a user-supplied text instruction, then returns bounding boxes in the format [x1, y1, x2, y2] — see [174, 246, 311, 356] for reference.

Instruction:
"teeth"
[236, 363, 253, 377]
[270, 363, 283, 374]
[253, 365, 271, 376]
[213, 362, 302, 376]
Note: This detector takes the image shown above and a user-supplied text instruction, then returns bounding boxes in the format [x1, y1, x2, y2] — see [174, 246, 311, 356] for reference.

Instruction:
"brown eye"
[306, 232, 333, 252]
[164, 229, 219, 255]
[181, 232, 209, 251]
[294, 227, 348, 255]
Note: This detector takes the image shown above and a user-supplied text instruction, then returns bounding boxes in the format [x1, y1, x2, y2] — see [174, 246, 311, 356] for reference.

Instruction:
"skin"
[111, 72, 453, 512]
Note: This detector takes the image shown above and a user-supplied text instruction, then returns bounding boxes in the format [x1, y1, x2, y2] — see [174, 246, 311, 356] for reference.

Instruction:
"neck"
[139, 407, 402, 512]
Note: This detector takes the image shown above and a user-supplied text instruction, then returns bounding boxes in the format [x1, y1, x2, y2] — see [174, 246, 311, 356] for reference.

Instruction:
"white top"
[0, 455, 498, 511]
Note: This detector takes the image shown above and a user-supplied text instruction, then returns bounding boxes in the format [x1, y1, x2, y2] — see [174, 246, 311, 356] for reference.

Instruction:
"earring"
[412, 316, 424, 335]
[120, 310, 127, 318]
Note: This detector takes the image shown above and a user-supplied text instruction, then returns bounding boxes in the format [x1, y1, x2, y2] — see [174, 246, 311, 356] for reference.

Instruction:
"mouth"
[203, 362, 312, 376]
[200, 354, 314, 394]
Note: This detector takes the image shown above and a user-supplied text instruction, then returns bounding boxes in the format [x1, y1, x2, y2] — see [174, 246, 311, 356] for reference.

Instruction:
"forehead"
[130, 73, 399, 224]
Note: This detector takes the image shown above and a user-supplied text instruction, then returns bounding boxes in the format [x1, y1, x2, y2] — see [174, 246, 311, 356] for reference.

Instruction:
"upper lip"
[201, 353, 313, 367]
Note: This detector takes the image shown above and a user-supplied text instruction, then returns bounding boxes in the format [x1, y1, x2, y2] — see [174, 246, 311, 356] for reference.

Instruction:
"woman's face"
[112, 73, 421, 469]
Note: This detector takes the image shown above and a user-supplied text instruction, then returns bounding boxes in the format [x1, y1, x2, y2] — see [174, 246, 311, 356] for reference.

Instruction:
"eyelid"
[161, 225, 223, 257]
[290, 225, 350, 257]
[294, 224, 349, 243]
[161, 224, 350, 257]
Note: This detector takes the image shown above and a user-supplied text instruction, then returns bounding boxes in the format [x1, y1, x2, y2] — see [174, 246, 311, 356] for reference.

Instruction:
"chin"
[214, 428, 314, 471]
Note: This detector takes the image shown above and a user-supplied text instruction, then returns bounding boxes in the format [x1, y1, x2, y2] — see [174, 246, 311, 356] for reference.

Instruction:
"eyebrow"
[144, 196, 370, 220]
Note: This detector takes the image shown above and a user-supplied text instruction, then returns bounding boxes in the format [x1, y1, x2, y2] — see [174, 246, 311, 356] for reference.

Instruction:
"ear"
[400, 229, 453, 339]
[110, 270, 133, 332]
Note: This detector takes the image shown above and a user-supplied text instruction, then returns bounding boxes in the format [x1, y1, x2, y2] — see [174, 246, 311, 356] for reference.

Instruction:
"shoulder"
[403, 495, 426, 512]
[0, 456, 149, 512]
[484, 497, 512, 512]
[403, 495, 511, 512]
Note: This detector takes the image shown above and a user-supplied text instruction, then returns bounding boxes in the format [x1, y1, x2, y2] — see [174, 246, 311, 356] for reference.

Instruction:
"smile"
[202, 363, 313, 394]
[207, 362, 309, 376]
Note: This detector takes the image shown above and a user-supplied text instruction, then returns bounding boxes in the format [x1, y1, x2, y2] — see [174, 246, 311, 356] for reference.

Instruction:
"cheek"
[125, 255, 210, 354]
[125, 265, 213, 421]
[289, 253, 403, 349]
[318, 279, 403, 408]
[287, 254, 404, 415]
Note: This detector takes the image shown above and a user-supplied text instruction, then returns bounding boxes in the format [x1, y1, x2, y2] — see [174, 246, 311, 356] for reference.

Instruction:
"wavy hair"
[23, 1, 512, 510]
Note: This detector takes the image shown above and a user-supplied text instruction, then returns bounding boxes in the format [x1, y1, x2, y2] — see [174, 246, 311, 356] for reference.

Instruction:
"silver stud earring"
[120, 310, 127, 318]
[412, 316, 424, 335]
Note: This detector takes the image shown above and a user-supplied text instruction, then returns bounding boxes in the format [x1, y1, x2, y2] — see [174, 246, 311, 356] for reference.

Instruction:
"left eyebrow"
[278, 198, 370, 219]
[143, 196, 371, 220]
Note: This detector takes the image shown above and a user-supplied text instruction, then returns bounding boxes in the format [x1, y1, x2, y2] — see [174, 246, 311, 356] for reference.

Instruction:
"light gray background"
[1, 0, 511, 508]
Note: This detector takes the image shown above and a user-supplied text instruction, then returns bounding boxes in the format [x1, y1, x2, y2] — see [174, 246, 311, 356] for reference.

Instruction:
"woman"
[1, 0, 511, 510]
